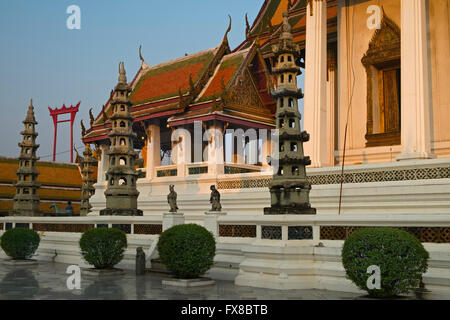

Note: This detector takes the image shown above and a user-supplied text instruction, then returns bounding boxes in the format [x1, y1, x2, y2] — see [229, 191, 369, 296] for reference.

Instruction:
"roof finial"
[139, 45, 149, 69]
[223, 14, 232, 42]
[245, 13, 250, 38]
[288, 0, 293, 11]
[118, 61, 127, 84]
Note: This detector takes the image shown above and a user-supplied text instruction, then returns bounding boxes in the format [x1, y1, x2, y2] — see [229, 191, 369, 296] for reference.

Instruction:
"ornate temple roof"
[235, 0, 338, 56]
[82, 1, 338, 144]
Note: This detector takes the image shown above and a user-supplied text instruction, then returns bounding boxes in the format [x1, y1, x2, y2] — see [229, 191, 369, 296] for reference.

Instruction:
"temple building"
[83, 0, 450, 220]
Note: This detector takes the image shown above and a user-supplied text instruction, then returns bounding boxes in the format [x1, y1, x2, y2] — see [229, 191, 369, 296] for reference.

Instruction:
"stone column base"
[162, 212, 185, 231]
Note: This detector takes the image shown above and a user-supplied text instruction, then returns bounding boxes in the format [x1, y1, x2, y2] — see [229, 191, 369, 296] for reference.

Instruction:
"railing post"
[204, 211, 226, 238]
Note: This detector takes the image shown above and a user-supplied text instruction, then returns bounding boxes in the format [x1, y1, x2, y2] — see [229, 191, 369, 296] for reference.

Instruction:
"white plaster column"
[97, 144, 110, 184]
[304, 0, 329, 168]
[396, 0, 434, 161]
[261, 129, 272, 169]
[171, 127, 190, 177]
[145, 120, 161, 179]
[206, 123, 224, 176]
[326, 46, 337, 166]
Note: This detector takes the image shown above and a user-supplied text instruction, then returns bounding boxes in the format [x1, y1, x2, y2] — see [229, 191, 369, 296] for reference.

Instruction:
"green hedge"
[157, 224, 216, 279]
[342, 227, 429, 298]
[79, 227, 127, 269]
[1, 228, 40, 260]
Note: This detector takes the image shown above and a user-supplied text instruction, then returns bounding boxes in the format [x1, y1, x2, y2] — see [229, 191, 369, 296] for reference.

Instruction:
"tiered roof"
[84, 19, 277, 144]
[236, 0, 338, 55]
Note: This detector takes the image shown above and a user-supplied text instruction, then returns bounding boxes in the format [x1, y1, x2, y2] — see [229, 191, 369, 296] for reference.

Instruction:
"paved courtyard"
[0, 261, 447, 300]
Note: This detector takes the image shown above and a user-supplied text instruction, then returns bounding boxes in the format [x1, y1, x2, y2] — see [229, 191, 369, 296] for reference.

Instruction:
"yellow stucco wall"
[336, 0, 450, 163]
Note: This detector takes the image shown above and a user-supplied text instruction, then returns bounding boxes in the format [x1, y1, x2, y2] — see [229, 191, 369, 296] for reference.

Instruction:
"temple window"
[290, 142, 297, 152]
[287, 55, 292, 62]
[288, 98, 294, 107]
[361, 12, 401, 147]
[279, 119, 285, 128]
[288, 75, 293, 83]
[280, 56, 284, 63]
[119, 178, 127, 186]
[278, 167, 284, 175]
[280, 143, 285, 152]
[111, 157, 115, 166]
[23, 188, 29, 194]
[110, 178, 114, 185]
[121, 105, 125, 111]
[119, 157, 126, 165]
[280, 75, 284, 83]
[120, 138, 126, 146]
[292, 166, 299, 175]
[289, 119, 295, 128]
[120, 121, 126, 128]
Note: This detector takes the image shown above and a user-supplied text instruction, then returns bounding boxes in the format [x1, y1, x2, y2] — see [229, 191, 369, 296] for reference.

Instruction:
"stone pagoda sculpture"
[100, 62, 143, 216]
[80, 143, 96, 216]
[264, 12, 316, 215]
[12, 99, 41, 216]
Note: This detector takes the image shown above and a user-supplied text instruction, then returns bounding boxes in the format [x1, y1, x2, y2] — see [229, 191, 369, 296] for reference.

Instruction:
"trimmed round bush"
[1, 228, 40, 260]
[79, 227, 127, 269]
[157, 224, 216, 279]
[342, 227, 429, 298]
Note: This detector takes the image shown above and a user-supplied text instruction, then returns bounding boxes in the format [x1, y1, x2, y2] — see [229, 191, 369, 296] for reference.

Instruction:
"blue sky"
[0, 0, 303, 163]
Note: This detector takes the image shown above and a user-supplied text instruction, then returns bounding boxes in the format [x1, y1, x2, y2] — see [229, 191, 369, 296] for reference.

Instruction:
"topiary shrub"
[79, 227, 127, 269]
[157, 224, 216, 279]
[0, 228, 40, 260]
[342, 227, 429, 298]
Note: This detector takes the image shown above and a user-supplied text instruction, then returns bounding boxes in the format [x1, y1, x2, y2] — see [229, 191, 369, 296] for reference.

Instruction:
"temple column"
[97, 144, 110, 184]
[304, 0, 329, 168]
[145, 119, 161, 179]
[207, 122, 224, 176]
[261, 129, 272, 169]
[396, 0, 434, 160]
[172, 126, 189, 177]
[326, 45, 337, 166]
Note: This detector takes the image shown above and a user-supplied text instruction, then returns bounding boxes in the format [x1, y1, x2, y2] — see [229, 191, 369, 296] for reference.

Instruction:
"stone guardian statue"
[167, 185, 178, 213]
[209, 185, 222, 212]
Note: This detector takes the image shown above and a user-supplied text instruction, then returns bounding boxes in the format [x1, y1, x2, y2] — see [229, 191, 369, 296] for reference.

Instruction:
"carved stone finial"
[118, 61, 127, 84]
